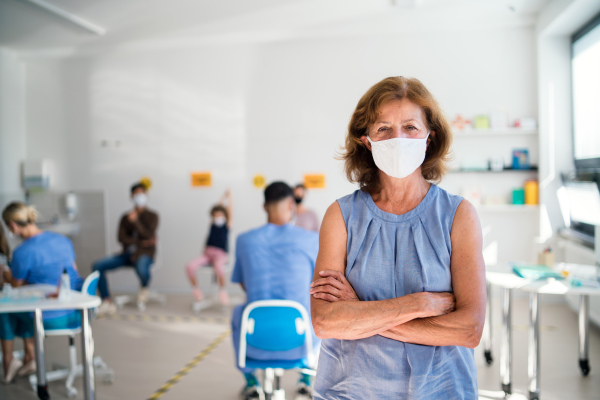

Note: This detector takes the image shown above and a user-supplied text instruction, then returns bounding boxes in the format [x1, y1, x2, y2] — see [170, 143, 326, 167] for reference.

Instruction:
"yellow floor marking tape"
[96, 313, 228, 325]
[147, 329, 231, 400]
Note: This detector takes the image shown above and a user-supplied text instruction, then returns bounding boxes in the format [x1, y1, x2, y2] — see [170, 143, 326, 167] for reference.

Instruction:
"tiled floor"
[1, 292, 599, 400]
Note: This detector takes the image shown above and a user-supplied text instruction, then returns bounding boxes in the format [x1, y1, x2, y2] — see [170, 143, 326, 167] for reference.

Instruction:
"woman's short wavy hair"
[341, 76, 452, 193]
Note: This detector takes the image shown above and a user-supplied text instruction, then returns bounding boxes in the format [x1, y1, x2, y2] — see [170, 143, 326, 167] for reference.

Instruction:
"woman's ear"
[360, 135, 371, 151]
[427, 131, 435, 147]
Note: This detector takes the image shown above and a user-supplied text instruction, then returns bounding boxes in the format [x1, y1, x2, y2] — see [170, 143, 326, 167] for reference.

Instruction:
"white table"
[484, 263, 600, 400]
[0, 284, 101, 400]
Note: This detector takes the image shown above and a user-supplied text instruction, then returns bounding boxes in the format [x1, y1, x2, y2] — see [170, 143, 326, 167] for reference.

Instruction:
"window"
[572, 12, 600, 170]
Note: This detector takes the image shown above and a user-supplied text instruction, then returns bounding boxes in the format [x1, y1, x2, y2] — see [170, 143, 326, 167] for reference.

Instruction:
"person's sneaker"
[137, 288, 149, 304]
[193, 288, 204, 302]
[218, 289, 229, 306]
[294, 382, 313, 400]
[240, 385, 264, 400]
[97, 301, 117, 316]
[17, 359, 36, 377]
[3, 358, 23, 384]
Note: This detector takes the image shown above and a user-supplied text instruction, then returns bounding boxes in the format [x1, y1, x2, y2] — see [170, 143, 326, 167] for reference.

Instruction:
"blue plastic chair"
[238, 300, 316, 400]
[29, 271, 114, 398]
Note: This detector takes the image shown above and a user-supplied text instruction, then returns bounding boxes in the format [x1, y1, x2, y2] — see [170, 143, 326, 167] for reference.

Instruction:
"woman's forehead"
[376, 98, 425, 123]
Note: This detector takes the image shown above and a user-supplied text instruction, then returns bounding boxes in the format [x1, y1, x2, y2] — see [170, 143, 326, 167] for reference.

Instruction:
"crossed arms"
[309, 200, 486, 348]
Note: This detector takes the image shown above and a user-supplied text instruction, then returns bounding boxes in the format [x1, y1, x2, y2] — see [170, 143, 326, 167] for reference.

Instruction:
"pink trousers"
[186, 246, 228, 279]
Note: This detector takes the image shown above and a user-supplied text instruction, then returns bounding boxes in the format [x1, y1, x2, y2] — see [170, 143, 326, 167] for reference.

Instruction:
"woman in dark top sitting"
[185, 190, 232, 305]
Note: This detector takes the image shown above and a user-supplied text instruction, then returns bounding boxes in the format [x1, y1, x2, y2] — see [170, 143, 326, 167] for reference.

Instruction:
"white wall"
[16, 23, 538, 291]
[0, 47, 25, 198]
[22, 45, 254, 292]
[247, 27, 538, 263]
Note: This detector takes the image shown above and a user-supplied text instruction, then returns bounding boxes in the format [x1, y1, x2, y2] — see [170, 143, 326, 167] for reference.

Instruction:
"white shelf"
[475, 204, 539, 212]
[448, 168, 538, 173]
[453, 128, 537, 137]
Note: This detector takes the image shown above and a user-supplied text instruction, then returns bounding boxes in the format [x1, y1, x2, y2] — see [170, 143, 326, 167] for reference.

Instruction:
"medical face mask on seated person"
[213, 216, 227, 227]
[132, 193, 148, 208]
[367, 133, 429, 179]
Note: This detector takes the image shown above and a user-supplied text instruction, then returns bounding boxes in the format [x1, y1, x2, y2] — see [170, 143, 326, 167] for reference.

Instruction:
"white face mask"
[367, 134, 429, 179]
[213, 216, 227, 227]
[132, 193, 148, 208]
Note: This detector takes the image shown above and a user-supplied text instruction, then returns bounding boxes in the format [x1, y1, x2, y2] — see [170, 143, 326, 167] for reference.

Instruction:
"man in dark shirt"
[93, 182, 159, 314]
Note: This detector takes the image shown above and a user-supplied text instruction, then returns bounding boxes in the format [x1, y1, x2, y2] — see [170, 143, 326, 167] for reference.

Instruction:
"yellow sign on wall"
[191, 172, 212, 187]
[304, 174, 326, 189]
[253, 174, 266, 189]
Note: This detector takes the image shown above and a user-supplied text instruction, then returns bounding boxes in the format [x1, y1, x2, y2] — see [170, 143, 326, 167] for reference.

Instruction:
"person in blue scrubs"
[231, 182, 320, 400]
[1, 202, 83, 383]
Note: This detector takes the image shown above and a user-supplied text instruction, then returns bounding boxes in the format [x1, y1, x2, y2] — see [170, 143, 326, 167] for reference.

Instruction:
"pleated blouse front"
[314, 185, 478, 400]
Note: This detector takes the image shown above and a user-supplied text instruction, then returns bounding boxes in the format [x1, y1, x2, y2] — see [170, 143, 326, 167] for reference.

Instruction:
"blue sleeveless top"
[314, 185, 478, 400]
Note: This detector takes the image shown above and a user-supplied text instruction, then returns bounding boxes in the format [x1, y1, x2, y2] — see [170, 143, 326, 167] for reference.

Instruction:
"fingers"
[312, 292, 342, 302]
[311, 276, 346, 291]
[318, 269, 346, 282]
[309, 284, 341, 298]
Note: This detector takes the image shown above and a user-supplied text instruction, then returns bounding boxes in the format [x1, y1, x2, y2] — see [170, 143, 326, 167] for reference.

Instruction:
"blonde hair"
[2, 202, 39, 227]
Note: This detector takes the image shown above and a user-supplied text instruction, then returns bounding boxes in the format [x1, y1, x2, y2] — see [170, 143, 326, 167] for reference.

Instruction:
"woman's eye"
[377, 127, 389, 132]
[405, 125, 417, 131]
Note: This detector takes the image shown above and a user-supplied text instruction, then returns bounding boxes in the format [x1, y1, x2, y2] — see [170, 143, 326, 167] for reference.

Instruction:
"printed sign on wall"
[191, 172, 212, 187]
[304, 174, 326, 189]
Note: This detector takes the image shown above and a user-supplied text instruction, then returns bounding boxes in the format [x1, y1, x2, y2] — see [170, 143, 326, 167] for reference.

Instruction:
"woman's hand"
[310, 269, 359, 302]
[410, 291, 456, 318]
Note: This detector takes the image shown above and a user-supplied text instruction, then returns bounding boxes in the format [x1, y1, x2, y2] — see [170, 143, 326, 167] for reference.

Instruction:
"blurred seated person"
[293, 184, 320, 232]
[1, 202, 83, 383]
[231, 182, 320, 400]
[93, 182, 159, 314]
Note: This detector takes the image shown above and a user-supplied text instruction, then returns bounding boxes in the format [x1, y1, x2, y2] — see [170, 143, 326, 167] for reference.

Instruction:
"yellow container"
[524, 179, 538, 205]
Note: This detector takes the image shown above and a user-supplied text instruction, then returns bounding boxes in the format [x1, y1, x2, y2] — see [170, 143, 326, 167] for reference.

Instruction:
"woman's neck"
[372, 169, 430, 215]
[21, 224, 42, 240]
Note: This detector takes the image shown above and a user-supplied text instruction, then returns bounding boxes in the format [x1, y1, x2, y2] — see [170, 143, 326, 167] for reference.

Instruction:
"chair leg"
[65, 336, 78, 398]
[93, 356, 115, 384]
[113, 294, 132, 309]
[273, 369, 285, 400]
[264, 368, 274, 396]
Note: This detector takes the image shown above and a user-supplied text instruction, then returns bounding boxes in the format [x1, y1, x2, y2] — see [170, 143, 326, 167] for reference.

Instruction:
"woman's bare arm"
[310, 202, 454, 340]
[379, 200, 486, 348]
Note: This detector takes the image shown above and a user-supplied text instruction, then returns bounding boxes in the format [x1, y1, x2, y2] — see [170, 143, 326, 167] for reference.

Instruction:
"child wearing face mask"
[185, 190, 232, 305]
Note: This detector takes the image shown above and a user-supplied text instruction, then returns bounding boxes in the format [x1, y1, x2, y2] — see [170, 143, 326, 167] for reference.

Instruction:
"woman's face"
[361, 98, 430, 146]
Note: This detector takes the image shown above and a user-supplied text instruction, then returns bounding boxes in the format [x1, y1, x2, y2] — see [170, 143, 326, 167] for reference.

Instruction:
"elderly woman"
[309, 76, 485, 399]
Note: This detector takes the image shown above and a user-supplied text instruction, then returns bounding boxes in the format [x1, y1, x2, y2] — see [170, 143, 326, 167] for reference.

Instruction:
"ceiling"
[0, 0, 550, 53]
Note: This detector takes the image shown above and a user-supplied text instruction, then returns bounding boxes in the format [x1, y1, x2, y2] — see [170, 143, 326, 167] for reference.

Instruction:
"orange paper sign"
[191, 172, 212, 187]
[304, 174, 325, 189]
